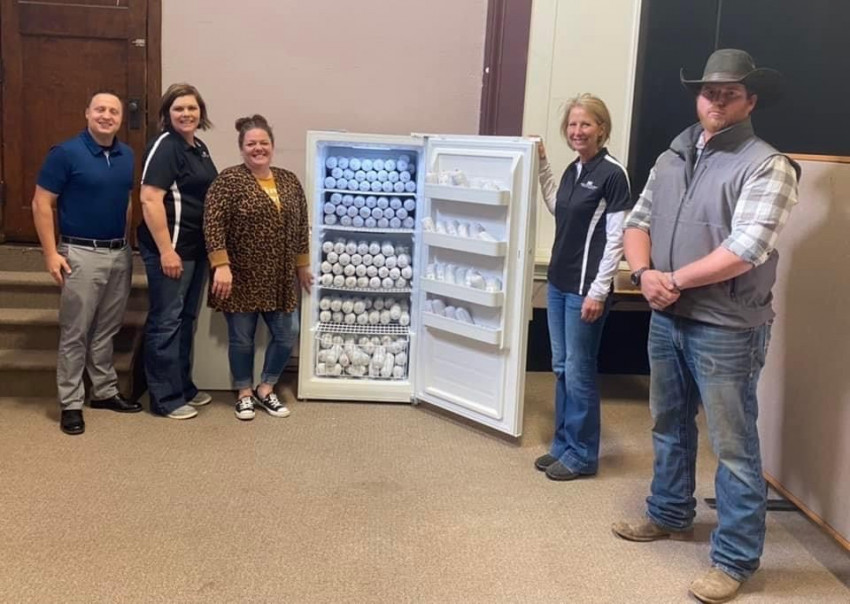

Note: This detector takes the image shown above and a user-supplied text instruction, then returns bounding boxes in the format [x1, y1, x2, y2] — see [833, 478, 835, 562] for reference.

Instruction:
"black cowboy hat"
[680, 48, 785, 109]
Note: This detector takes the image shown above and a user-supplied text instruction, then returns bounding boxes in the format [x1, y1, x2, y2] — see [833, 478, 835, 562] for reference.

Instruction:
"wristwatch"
[630, 266, 650, 287]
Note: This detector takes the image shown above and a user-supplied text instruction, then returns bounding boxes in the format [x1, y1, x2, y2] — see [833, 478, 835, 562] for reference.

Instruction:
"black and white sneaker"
[235, 395, 256, 421]
[255, 391, 291, 418]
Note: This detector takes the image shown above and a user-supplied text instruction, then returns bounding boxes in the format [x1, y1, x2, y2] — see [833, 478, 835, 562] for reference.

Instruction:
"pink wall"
[162, 0, 488, 177]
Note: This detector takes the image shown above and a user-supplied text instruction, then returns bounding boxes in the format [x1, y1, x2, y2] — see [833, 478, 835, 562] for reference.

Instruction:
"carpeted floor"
[1, 373, 847, 603]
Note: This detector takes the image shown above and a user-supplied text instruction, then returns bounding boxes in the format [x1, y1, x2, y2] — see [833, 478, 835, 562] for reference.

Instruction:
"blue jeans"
[139, 240, 206, 415]
[224, 310, 299, 389]
[645, 311, 771, 581]
[546, 285, 611, 474]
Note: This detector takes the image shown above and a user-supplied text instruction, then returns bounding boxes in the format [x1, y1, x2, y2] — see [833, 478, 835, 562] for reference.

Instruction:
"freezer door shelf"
[425, 184, 510, 206]
[421, 312, 502, 346]
[419, 278, 504, 307]
[422, 231, 507, 257]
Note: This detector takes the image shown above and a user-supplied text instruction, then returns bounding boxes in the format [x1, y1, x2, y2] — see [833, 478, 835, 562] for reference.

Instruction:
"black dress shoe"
[534, 453, 558, 471]
[60, 409, 85, 435]
[90, 393, 143, 413]
[545, 460, 581, 481]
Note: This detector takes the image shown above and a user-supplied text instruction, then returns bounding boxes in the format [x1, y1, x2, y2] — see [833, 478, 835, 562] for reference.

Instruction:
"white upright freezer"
[298, 131, 538, 436]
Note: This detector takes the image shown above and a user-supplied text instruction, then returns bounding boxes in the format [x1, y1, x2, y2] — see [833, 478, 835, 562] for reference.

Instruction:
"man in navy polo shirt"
[32, 90, 142, 435]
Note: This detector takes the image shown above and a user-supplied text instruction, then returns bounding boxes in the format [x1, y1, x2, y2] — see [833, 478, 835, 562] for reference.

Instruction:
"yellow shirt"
[256, 175, 280, 209]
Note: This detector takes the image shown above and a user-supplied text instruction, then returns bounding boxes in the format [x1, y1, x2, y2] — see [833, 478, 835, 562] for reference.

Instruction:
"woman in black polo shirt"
[138, 83, 218, 420]
[534, 94, 633, 480]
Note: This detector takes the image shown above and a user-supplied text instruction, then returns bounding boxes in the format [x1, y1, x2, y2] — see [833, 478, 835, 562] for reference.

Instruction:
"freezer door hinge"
[410, 395, 420, 406]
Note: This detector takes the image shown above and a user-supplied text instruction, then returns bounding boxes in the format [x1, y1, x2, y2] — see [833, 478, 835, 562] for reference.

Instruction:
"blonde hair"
[560, 93, 612, 149]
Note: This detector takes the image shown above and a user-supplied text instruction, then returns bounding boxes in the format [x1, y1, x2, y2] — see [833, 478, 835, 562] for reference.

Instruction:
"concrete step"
[0, 271, 149, 310]
[0, 308, 145, 351]
[0, 245, 45, 271]
[0, 348, 133, 398]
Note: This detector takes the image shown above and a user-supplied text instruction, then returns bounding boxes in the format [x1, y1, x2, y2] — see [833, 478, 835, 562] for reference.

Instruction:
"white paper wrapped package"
[316, 332, 410, 380]
[317, 294, 412, 328]
[425, 296, 475, 325]
[321, 238, 414, 290]
[426, 169, 506, 191]
[421, 262, 500, 292]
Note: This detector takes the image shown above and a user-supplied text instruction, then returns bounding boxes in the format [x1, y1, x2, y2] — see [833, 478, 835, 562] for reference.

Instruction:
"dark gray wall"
[629, 0, 850, 195]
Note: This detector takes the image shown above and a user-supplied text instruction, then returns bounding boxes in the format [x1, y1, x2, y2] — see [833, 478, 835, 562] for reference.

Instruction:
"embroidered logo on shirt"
[580, 180, 598, 191]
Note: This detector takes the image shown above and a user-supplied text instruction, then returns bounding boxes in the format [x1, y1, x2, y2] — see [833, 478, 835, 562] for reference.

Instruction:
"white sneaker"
[189, 391, 212, 407]
[165, 404, 198, 420]
[235, 396, 256, 421]
[255, 391, 291, 418]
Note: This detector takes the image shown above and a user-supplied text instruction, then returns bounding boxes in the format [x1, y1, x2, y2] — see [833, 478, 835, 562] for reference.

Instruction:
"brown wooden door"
[0, 0, 151, 243]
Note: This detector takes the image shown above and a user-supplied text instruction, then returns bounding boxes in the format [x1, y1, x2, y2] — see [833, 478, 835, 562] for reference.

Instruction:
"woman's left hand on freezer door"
[530, 135, 546, 161]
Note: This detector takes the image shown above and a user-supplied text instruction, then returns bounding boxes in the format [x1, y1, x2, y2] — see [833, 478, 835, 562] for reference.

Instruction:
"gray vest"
[649, 119, 798, 328]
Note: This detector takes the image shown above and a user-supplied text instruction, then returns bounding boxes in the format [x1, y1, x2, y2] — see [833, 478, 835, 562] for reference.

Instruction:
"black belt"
[60, 236, 126, 250]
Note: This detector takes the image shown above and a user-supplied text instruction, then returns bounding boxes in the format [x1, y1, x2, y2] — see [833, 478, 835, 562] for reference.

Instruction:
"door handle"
[127, 98, 142, 130]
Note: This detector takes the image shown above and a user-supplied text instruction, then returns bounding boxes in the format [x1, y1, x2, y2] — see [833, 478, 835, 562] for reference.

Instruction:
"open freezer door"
[413, 135, 537, 436]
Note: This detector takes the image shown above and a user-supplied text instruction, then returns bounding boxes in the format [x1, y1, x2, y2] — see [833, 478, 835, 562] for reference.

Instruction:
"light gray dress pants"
[56, 242, 132, 410]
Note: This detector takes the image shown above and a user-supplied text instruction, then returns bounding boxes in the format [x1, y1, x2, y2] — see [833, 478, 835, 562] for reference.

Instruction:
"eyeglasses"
[700, 87, 747, 104]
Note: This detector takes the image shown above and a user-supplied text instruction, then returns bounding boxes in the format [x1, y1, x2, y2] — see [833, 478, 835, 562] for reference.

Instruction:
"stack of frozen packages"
[317, 295, 411, 328]
[421, 217, 499, 242]
[323, 155, 417, 195]
[316, 333, 408, 379]
[322, 193, 417, 229]
[425, 168, 506, 190]
[423, 262, 502, 292]
[423, 297, 475, 324]
[318, 238, 413, 290]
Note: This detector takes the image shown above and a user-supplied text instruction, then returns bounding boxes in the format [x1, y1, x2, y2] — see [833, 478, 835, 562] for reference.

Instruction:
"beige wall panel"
[758, 159, 850, 544]
[523, 0, 642, 265]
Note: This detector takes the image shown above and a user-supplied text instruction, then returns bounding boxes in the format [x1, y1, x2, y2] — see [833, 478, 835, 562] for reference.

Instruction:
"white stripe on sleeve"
[578, 199, 607, 296]
[587, 210, 627, 301]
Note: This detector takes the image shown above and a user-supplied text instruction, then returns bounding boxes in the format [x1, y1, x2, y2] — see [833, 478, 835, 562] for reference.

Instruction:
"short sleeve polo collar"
[80, 129, 124, 156]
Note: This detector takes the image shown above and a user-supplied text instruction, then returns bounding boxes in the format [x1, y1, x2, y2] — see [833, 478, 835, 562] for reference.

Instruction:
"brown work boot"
[611, 518, 690, 542]
[688, 567, 742, 603]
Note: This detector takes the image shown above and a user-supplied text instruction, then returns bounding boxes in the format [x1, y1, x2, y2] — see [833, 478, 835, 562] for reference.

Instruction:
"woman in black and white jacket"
[534, 93, 633, 481]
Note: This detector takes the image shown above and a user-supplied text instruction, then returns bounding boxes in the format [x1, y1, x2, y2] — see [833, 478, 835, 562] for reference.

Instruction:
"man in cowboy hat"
[612, 49, 800, 602]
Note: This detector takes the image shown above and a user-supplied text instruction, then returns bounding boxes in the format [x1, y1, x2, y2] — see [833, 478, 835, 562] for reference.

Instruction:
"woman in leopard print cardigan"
[203, 115, 312, 421]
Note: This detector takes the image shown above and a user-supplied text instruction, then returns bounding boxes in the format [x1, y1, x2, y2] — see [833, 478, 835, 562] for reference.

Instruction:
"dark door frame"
[0, 0, 161, 243]
[146, 0, 162, 137]
[479, 0, 533, 136]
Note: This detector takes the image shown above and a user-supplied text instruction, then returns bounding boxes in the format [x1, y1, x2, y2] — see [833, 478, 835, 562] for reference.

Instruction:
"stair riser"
[0, 325, 138, 352]
[0, 288, 149, 311]
[0, 368, 132, 399]
[0, 247, 147, 274]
